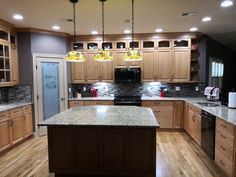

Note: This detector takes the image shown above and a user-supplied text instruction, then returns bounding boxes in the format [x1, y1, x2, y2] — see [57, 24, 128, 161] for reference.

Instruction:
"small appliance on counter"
[204, 87, 219, 101]
[90, 87, 98, 97]
[228, 92, 236, 108]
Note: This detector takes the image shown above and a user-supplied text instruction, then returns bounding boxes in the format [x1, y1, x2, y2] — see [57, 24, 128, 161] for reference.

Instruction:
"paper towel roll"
[228, 92, 236, 108]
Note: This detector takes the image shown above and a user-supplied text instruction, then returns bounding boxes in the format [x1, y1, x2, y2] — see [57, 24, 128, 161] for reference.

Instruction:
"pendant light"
[124, 0, 143, 62]
[94, 0, 113, 62]
[65, 0, 86, 62]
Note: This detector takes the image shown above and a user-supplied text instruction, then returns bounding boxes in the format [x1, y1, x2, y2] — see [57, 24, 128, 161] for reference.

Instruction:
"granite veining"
[0, 102, 33, 112]
[38, 106, 159, 127]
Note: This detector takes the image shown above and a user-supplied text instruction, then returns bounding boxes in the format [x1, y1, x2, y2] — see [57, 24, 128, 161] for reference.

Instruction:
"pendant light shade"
[124, 0, 143, 62]
[94, 0, 113, 62]
[65, 0, 86, 62]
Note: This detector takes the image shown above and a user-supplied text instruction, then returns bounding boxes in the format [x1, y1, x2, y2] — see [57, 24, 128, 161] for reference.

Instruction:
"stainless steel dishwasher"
[201, 110, 216, 160]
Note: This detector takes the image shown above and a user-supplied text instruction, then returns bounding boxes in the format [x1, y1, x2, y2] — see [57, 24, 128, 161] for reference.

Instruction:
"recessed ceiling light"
[13, 14, 23, 20]
[91, 31, 98, 35]
[124, 29, 131, 34]
[190, 27, 198, 32]
[221, 0, 233, 7]
[52, 25, 60, 30]
[202, 17, 212, 22]
[155, 28, 163, 33]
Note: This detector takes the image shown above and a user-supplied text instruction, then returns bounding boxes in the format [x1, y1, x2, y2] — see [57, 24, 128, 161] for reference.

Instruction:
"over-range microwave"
[115, 67, 141, 84]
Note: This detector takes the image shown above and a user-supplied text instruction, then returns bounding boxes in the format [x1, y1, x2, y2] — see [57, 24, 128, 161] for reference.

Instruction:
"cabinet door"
[11, 116, 24, 144]
[187, 108, 194, 136]
[114, 51, 126, 68]
[0, 120, 11, 152]
[10, 46, 19, 84]
[184, 103, 189, 131]
[101, 61, 114, 82]
[86, 52, 100, 82]
[194, 114, 201, 145]
[151, 105, 173, 128]
[156, 49, 172, 81]
[23, 112, 33, 137]
[173, 101, 184, 129]
[142, 50, 155, 81]
[71, 61, 86, 83]
[172, 49, 190, 81]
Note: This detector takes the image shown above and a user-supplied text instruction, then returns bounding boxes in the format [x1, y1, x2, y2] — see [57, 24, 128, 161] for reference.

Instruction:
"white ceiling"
[0, 0, 236, 51]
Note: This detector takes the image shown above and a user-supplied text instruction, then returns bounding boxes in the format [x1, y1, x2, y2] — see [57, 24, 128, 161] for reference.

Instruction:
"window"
[209, 57, 224, 89]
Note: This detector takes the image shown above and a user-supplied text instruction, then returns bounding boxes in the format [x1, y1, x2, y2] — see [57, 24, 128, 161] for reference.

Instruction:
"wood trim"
[16, 27, 70, 37]
[0, 18, 15, 29]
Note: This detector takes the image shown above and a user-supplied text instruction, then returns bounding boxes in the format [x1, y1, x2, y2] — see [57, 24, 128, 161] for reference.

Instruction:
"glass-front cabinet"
[0, 44, 11, 82]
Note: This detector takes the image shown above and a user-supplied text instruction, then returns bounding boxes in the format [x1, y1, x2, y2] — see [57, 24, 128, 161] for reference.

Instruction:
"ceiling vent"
[181, 12, 198, 16]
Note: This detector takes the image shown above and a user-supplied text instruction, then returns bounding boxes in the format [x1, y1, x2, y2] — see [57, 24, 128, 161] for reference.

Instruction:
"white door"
[33, 54, 67, 136]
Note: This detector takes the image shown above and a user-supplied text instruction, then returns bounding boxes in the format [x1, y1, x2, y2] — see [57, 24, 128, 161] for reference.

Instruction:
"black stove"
[114, 95, 142, 106]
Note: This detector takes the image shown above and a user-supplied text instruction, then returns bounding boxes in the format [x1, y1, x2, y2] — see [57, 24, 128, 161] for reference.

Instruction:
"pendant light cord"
[73, 2, 76, 43]
[102, 0, 105, 50]
[132, 0, 134, 50]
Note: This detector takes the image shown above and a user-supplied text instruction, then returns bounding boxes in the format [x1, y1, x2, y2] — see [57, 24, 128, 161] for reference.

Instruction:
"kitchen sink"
[197, 102, 220, 107]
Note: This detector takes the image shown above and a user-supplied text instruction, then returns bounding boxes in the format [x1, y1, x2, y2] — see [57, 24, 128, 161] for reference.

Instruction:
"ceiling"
[0, 0, 236, 51]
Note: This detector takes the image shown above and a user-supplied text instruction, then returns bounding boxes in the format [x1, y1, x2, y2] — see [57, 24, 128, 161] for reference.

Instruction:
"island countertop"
[38, 105, 159, 127]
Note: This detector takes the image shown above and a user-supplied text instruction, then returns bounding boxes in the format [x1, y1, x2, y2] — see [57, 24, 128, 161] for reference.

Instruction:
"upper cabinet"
[0, 23, 19, 87]
[71, 35, 195, 83]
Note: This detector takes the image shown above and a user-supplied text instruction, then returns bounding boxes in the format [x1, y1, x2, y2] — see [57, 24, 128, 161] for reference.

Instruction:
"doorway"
[33, 54, 68, 136]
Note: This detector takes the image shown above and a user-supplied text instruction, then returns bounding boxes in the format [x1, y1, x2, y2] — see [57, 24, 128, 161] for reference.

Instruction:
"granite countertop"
[69, 97, 114, 101]
[69, 96, 236, 125]
[38, 106, 159, 128]
[0, 102, 33, 112]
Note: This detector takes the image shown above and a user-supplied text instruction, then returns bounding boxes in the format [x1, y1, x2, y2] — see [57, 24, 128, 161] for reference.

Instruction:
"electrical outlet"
[195, 86, 199, 91]
[175, 86, 180, 91]
[83, 87, 86, 92]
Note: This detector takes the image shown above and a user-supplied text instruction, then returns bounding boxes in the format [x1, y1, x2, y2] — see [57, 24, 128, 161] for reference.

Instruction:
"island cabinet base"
[47, 126, 156, 177]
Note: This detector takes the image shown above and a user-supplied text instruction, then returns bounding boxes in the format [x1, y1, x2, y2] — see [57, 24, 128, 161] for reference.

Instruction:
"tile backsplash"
[69, 82, 204, 98]
[0, 85, 32, 103]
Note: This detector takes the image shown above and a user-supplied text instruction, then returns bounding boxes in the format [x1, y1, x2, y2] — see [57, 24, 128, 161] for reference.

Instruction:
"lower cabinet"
[215, 118, 235, 177]
[68, 100, 113, 108]
[185, 103, 201, 145]
[0, 104, 33, 153]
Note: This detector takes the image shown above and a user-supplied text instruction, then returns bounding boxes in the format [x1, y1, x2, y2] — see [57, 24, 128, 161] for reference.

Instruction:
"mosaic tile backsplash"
[0, 85, 32, 103]
[69, 82, 205, 98]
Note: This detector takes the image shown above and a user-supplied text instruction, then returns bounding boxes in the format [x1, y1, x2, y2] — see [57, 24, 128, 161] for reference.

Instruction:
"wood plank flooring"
[0, 131, 227, 177]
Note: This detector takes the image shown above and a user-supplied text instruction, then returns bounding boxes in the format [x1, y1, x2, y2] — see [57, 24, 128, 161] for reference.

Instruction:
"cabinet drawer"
[215, 148, 233, 177]
[69, 101, 84, 108]
[10, 108, 22, 116]
[216, 128, 234, 148]
[215, 136, 234, 162]
[84, 100, 113, 106]
[0, 111, 9, 121]
[142, 101, 173, 106]
[22, 105, 32, 114]
[216, 118, 234, 136]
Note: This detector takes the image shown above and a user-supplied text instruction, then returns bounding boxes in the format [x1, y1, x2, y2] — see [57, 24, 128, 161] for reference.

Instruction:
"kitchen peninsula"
[38, 106, 159, 177]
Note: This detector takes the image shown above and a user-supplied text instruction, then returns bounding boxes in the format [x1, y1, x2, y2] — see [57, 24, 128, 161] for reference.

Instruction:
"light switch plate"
[175, 86, 180, 91]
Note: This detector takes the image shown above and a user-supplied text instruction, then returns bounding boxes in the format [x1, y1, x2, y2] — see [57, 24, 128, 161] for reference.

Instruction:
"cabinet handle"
[219, 160, 225, 166]
[221, 124, 226, 128]
[220, 146, 226, 151]
[154, 111, 160, 113]
[220, 134, 226, 139]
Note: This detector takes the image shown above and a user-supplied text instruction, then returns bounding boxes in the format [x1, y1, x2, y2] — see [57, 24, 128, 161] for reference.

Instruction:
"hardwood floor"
[0, 131, 227, 177]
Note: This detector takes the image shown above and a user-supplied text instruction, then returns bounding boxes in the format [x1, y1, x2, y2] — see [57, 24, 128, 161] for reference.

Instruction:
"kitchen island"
[38, 106, 159, 177]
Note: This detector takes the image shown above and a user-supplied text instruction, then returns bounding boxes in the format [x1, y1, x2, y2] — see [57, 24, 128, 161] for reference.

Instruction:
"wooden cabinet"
[100, 60, 114, 82]
[142, 101, 174, 128]
[69, 100, 113, 108]
[215, 118, 235, 177]
[71, 61, 86, 83]
[86, 52, 100, 82]
[22, 105, 33, 137]
[173, 101, 184, 129]
[142, 50, 155, 81]
[10, 45, 19, 84]
[185, 103, 201, 145]
[0, 104, 33, 153]
[172, 49, 190, 82]
[156, 49, 172, 81]
[114, 50, 126, 68]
